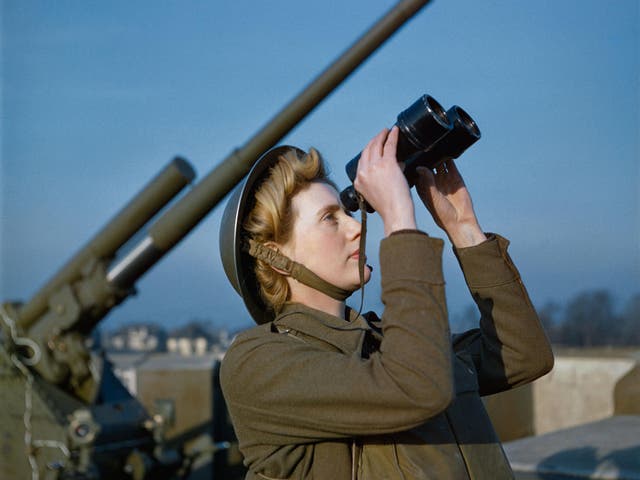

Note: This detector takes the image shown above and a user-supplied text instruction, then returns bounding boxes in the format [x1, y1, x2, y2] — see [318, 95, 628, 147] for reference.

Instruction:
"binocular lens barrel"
[395, 95, 452, 162]
[436, 105, 480, 160]
[340, 94, 480, 212]
[403, 105, 480, 186]
[345, 95, 451, 181]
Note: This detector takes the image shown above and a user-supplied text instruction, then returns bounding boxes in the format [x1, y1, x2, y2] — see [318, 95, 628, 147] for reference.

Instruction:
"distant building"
[106, 323, 167, 353]
[104, 320, 234, 356]
[167, 322, 216, 356]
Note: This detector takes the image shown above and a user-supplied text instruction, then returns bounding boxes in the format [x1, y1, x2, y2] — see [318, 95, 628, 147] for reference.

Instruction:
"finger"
[359, 139, 373, 165]
[415, 167, 438, 212]
[360, 128, 388, 165]
[382, 126, 399, 158]
[416, 166, 435, 188]
[415, 166, 436, 201]
[370, 128, 389, 159]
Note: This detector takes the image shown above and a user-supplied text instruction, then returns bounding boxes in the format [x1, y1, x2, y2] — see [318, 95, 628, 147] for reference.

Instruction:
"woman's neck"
[289, 283, 345, 319]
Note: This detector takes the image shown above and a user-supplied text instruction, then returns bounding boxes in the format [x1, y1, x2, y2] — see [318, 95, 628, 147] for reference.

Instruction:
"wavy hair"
[243, 147, 336, 314]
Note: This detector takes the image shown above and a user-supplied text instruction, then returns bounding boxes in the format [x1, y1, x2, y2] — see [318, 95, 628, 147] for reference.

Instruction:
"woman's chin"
[348, 269, 372, 290]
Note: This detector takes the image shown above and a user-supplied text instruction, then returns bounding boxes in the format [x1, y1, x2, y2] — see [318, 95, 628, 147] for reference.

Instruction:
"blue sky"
[2, 0, 638, 332]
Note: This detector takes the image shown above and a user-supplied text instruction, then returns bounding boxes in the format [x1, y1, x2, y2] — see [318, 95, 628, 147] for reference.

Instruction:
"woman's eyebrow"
[315, 203, 341, 218]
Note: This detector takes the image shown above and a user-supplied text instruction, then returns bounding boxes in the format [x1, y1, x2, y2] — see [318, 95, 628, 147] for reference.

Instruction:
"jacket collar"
[273, 302, 371, 355]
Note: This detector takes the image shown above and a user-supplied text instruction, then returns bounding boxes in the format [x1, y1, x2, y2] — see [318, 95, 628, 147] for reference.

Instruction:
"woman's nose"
[345, 214, 362, 239]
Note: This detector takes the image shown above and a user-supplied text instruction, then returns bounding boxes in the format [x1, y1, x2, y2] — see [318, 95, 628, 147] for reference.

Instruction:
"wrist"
[446, 222, 487, 248]
[383, 211, 417, 237]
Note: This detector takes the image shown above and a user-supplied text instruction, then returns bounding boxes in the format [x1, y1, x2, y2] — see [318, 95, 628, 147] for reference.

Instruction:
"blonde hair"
[244, 147, 335, 313]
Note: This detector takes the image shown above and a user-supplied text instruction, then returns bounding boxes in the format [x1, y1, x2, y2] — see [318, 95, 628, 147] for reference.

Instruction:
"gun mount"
[0, 1, 432, 478]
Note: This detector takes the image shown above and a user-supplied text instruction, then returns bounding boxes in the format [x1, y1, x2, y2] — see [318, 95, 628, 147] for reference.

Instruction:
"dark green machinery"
[0, 1, 432, 478]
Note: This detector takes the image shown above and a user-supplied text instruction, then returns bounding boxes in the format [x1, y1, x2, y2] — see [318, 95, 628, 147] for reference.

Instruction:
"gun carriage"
[0, 1, 434, 478]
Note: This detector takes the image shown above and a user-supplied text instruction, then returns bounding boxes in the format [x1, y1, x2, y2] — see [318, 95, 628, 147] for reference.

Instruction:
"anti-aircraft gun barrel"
[16, 158, 196, 331]
[107, 0, 434, 290]
[12, 0, 433, 390]
[2, 2, 434, 477]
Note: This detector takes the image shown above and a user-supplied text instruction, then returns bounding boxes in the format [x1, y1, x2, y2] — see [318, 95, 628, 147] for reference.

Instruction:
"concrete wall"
[137, 366, 214, 438]
[133, 354, 245, 479]
[110, 348, 640, 466]
[484, 349, 640, 441]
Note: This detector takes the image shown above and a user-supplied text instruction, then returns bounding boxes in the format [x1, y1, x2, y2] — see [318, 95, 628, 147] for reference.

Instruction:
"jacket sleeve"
[220, 232, 454, 444]
[452, 234, 554, 396]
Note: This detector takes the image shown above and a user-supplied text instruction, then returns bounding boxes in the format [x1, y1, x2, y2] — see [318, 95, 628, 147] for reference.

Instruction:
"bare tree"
[538, 301, 562, 343]
[619, 293, 640, 346]
[560, 290, 620, 346]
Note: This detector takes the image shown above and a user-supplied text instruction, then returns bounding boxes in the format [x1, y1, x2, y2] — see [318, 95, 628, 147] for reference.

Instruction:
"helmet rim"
[219, 145, 305, 325]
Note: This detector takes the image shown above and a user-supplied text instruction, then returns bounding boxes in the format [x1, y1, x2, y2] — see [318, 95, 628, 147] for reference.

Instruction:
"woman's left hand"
[415, 161, 487, 248]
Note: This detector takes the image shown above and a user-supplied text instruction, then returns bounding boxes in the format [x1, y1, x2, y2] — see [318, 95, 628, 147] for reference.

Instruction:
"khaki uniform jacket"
[220, 232, 554, 479]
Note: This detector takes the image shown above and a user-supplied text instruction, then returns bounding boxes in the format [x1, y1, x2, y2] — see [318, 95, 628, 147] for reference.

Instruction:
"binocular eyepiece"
[340, 94, 481, 212]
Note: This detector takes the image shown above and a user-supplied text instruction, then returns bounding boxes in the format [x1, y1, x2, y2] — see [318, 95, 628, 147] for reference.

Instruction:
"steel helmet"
[219, 146, 305, 325]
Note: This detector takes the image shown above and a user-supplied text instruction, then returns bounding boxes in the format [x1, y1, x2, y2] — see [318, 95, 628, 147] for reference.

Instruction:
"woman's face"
[280, 181, 370, 292]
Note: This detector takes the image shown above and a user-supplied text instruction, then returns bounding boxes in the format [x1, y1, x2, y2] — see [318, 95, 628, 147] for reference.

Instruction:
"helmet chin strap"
[246, 239, 353, 302]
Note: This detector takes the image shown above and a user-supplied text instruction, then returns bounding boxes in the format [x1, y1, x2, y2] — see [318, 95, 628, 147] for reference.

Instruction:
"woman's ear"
[263, 241, 291, 276]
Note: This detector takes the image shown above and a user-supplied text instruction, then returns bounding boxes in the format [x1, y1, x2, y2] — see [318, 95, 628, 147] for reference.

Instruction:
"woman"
[218, 126, 554, 479]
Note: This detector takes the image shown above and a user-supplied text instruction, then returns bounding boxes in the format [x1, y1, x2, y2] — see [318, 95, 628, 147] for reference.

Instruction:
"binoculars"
[340, 94, 481, 212]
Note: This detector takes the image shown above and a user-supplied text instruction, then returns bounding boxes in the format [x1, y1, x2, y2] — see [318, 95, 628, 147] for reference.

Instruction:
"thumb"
[415, 166, 435, 192]
[415, 166, 440, 213]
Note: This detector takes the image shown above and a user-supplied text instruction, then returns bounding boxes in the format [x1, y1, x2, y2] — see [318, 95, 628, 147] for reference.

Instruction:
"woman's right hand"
[354, 126, 417, 236]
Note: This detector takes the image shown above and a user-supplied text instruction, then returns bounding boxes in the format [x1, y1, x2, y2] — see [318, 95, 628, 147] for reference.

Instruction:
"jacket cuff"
[388, 229, 429, 238]
[380, 231, 445, 285]
[453, 233, 520, 288]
